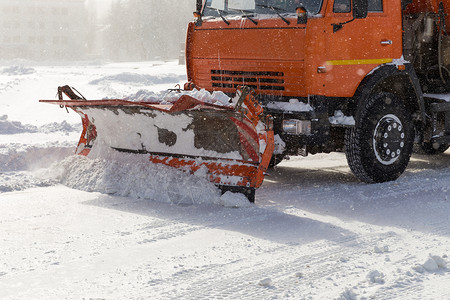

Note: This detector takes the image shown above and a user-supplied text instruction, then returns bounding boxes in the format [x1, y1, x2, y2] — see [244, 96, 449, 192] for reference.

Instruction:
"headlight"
[282, 119, 311, 135]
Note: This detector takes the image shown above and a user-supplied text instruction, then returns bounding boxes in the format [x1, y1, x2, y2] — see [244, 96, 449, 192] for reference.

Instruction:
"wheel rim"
[373, 114, 405, 165]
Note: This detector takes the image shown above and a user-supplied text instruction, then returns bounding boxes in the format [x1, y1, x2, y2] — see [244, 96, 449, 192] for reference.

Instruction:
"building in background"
[0, 0, 88, 60]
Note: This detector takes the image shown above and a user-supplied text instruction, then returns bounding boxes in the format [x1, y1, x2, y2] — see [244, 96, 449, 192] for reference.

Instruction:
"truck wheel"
[345, 92, 414, 183]
[419, 142, 449, 155]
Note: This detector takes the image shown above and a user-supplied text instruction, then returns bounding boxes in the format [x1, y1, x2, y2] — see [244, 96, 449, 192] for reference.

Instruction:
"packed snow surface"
[1, 61, 450, 299]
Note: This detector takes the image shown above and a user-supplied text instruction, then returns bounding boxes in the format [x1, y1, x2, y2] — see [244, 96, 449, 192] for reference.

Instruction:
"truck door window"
[368, 0, 383, 12]
[333, 0, 351, 13]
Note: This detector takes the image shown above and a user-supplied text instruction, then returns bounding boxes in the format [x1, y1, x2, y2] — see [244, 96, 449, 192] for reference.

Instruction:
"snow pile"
[258, 277, 272, 287]
[52, 152, 251, 207]
[1, 65, 36, 76]
[338, 288, 357, 300]
[413, 255, 447, 273]
[273, 134, 286, 155]
[0, 115, 37, 134]
[374, 245, 389, 253]
[0, 171, 56, 193]
[54, 154, 218, 204]
[266, 98, 313, 112]
[39, 120, 80, 133]
[89, 72, 185, 86]
[329, 110, 355, 126]
[0, 143, 74, 191]
[390, 56, 410, 67]
[219, 191, 252, 208]
[124, 88, 232, 107]
[0, 146, 74, 172]
[366, 270, 385, 284]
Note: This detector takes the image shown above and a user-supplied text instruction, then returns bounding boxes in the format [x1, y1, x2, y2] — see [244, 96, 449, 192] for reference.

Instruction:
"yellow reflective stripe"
[326, 58, 393, 66]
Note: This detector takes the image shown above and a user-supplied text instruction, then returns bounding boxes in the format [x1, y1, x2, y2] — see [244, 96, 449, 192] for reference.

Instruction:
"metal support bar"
[431, 135, 450, 144]
[430, 102, 450, 113]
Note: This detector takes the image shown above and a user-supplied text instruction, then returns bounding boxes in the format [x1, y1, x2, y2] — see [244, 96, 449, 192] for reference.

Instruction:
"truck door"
[322, 0, 403, 97]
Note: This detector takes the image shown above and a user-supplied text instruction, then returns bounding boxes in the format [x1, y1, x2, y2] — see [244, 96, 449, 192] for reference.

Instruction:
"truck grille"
[211, 70, 285, 91]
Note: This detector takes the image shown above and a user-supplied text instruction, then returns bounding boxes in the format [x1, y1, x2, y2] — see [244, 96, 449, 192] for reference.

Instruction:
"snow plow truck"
[42, 0, 450, 201]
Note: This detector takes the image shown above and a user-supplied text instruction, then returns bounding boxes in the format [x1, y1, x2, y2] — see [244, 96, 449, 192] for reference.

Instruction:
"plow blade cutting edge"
[40, 86, 274, 202]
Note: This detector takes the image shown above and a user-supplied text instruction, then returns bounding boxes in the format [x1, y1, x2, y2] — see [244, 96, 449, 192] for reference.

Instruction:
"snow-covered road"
[1, 62, 450, 299]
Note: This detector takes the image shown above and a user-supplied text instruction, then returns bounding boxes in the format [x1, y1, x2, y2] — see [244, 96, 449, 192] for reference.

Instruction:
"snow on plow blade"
[40, 86, 274, 201]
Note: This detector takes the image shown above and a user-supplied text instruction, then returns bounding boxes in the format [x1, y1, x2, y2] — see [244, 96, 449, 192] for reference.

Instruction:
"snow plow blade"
[40, 86, 274, 201]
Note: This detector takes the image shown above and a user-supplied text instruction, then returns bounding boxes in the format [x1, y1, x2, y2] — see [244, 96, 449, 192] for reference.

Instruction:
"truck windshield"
[203, 0, 323, 17]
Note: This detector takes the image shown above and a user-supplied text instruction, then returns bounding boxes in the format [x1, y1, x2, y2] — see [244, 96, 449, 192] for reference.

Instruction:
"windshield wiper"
[206, 6, 231, 25]
[256, 4, 290, 25]
[217, 9, 231, 25]
[228, 8, 258, 25]
[242, 10, 258, 25]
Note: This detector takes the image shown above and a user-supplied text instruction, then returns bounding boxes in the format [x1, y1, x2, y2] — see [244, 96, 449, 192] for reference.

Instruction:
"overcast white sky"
[86, 0, 114, 17]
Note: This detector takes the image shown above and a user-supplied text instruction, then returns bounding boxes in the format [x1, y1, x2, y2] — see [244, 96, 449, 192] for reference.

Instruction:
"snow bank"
[39, 120, 80, 133]
[0, 115, 79, 135]
[1, 65, 36, 76]
[89, 72, 185, 86]
[0, 115, 37, 134]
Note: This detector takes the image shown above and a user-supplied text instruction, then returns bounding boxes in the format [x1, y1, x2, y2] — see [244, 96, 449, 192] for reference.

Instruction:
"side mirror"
[353, 0, 368, 19]
[296, 7, 307, 25]
[194, 11, 203, 26]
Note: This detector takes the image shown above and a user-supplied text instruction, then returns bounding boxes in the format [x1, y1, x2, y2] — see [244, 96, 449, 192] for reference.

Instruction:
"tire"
[345, 92, 414, 183]
[419, 142, 449, 155]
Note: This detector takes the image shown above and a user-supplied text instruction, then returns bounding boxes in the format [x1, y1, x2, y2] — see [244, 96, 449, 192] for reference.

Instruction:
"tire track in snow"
[147, 230, 403, 299]
[134, 198, 450, 300]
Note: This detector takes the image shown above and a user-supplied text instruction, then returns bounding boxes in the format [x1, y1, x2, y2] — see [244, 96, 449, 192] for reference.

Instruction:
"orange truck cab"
[186, 0, 450, 183]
